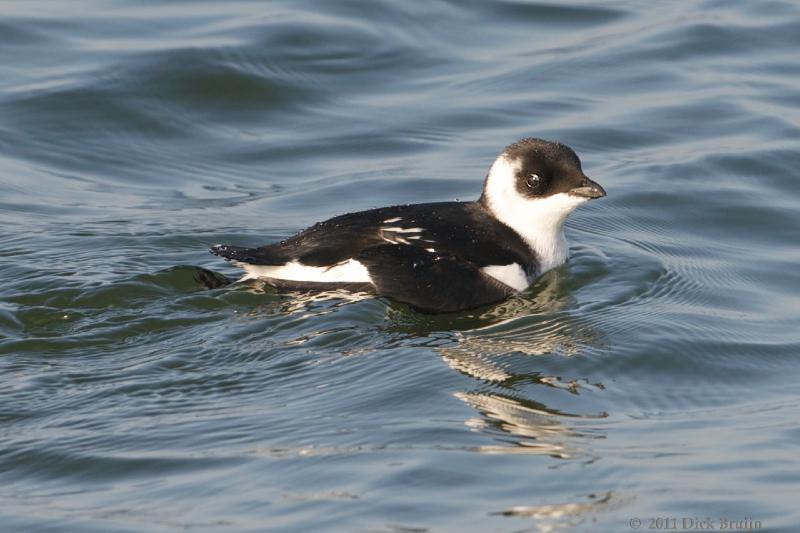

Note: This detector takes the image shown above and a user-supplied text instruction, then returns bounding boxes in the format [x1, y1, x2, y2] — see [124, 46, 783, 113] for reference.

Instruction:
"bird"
[210, 138, 606, 313]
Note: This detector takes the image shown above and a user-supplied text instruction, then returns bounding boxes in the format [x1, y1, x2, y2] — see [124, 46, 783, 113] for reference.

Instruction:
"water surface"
[1, 0, 799, 531]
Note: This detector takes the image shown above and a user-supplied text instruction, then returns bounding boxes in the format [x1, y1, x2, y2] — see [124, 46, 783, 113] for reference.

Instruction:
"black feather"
[209, 244, 288, 265]
[210, 202, 538, 313]
[357, 244, 516, 313]
[212, 202, 535, 269]
[207, 137, 603, 312]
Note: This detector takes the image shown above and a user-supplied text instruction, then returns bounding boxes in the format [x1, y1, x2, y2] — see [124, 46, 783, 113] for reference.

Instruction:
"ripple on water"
[2, 0, 800, 530]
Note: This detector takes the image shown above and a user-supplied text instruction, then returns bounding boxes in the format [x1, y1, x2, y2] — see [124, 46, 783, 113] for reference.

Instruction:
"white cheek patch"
[239, 259, 372, 283]
[481, 263, 530, 292]
[483, 155, 588, 273]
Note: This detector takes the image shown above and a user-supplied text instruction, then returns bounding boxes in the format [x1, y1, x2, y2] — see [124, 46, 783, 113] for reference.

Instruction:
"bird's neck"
[481, 156, 584, 275]
[488, 198, 571, 275]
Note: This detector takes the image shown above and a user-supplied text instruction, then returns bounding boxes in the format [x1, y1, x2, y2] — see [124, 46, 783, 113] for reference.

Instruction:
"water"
[1, 0, 799, 531]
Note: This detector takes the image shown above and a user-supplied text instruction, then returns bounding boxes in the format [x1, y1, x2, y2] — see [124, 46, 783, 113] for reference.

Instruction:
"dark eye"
[526, 173, 541, 188]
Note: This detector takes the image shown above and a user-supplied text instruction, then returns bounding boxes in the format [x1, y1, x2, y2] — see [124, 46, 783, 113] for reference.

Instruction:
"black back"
[236, 201, 534, 271]
[209, 201, 539, 312]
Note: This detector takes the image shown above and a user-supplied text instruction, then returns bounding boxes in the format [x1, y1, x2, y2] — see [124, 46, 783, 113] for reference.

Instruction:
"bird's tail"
[209, 244, 257, 262]
[209, 244, 286, 265]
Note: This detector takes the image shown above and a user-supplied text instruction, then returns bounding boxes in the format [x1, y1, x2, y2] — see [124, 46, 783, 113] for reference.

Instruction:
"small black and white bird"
[210, 138, 606, 313]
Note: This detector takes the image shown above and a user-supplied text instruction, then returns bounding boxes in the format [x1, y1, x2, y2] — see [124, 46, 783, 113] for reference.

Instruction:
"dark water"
[1, 0, 799, 531]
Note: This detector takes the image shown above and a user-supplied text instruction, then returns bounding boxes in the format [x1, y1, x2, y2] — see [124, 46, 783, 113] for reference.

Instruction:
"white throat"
[482, 155, 587, 274]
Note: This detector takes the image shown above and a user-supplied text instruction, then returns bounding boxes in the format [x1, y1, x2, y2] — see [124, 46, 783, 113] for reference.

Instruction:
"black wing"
[211, 201, 535, 271]
[357, 244, 516, 313]
[210, 205, 408, 265]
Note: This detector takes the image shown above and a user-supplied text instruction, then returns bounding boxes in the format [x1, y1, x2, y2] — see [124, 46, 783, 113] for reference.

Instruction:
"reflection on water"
[493, 492, 631, 532]
[221, 267, 610, 462]
[241, 281, 373, 318]
[420, 271, 610, 460]
[213, 265, 589, 337]
[458, 391, 606, 459]
[4, 0, 800, 528]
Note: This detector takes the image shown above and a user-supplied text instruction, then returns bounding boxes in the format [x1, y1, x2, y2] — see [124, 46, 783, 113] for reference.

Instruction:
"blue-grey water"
[1, 1, 799, 531]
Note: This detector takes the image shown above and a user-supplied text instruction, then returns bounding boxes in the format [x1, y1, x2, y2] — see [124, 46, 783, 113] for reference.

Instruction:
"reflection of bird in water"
[254, 285, 372, 317]
[433, 270, 602, 383]
[492, 490, 633, 532]
[425, 271, 608, 459]
[456, 391, 606, 459]
[438, 324, 584, 382]
[443, 325, 606, 459]
[202, 262, 608, 462]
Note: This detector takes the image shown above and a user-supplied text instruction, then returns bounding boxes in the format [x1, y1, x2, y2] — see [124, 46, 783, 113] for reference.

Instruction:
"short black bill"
[569, 176, 606, 199]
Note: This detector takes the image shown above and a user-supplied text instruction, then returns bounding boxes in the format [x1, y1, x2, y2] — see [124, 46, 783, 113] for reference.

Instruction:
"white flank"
[481, 263, 530, 292]
[383, 217, 402, 223]
[238, 259, 371, 283]
[483, 155, 588, 274]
